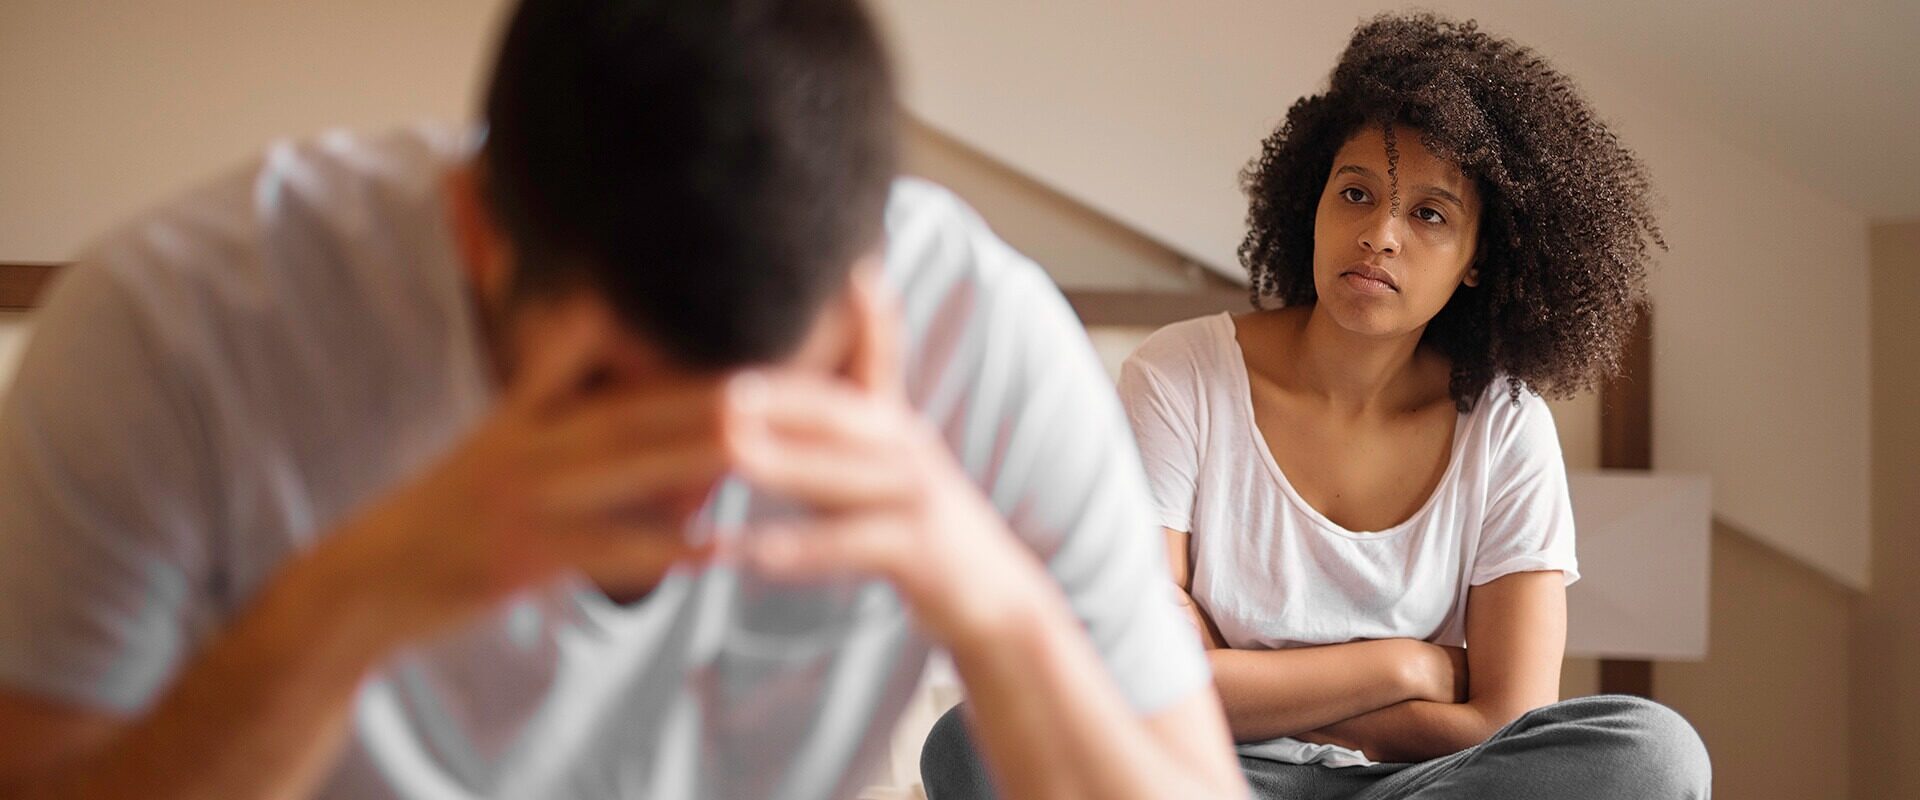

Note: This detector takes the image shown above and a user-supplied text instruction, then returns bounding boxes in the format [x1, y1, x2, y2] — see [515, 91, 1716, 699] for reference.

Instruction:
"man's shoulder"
[79, 124, 468, 287]
[66, 125, 470, 348]
[881, 177, 1045, 295]
[879, 177, 1067, 373]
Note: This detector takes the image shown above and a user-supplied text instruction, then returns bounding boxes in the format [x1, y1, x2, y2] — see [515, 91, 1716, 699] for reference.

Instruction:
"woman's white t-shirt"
[1116, 313, 1579, 766]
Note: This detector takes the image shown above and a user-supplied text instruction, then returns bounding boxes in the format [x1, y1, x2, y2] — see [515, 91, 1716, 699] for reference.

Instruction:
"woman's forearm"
[1299, 573, 1570, 763]
[1208, 639, 1448, 743]
[1297, 698, 1525, 764]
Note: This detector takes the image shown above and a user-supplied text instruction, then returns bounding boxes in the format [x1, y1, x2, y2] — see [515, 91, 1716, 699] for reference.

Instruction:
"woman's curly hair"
[1240, 12, 1663, 410]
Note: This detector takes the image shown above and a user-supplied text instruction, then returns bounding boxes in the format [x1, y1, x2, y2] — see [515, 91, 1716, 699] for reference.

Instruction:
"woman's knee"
[920, 704, 997, 800]
[1528, 695, 1712, 796]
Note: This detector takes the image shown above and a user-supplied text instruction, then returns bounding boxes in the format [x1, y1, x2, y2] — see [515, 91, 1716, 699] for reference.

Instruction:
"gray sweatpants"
[919, 694, 1711, 799]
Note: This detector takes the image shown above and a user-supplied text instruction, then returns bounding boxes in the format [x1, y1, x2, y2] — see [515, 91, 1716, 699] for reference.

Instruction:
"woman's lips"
[1340, 264, 1399, 294]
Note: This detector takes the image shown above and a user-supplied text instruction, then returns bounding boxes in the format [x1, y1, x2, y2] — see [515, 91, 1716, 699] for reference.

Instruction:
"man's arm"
[1293, 571, 1567, 763]
[0, 299, 733, 799]
[1163, 529, 1461, 743]
[0, 552, 398, 799]
[940, 557, 1245, 800]
[733, 401, 1246, 800]
[726, 270, 1246, 800]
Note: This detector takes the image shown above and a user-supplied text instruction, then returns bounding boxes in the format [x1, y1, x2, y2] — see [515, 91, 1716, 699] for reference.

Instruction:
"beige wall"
[1851, 221, 1920, 800]
[0, 0, 512, 260]
[903, 120, 1203, 294]
[1656, 526, 1854, 800]
[1551, 523, 1856, 800]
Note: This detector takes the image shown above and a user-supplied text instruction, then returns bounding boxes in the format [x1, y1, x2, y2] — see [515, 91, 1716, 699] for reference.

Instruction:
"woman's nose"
[1359, 208, 1401, 255]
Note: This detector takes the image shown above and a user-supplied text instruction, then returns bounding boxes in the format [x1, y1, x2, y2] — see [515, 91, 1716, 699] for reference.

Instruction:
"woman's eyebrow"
[1415, 184, 1467, 209]
[1333, 164, 1378, 180]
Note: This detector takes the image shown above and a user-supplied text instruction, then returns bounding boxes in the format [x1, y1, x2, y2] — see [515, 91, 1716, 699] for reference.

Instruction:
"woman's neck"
[1284, 305, 1431, 415]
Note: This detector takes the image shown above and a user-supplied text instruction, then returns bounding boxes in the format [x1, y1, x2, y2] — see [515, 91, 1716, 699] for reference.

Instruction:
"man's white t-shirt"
[1116, 313, 1579, 767]
[0, 126, 1209, 799]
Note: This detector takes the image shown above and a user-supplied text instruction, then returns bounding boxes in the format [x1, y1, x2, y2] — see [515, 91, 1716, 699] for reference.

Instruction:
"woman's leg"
[922, 702, 1408, 800]
[1240, 755, 1407, 799]
[919, 705, 998, 800]
[1356, 695, 1711, 800]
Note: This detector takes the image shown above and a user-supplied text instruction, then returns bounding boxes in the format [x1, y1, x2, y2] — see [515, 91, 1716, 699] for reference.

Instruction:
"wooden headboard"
[0, 263, 60, 311]
[0, 261, 1245, 326]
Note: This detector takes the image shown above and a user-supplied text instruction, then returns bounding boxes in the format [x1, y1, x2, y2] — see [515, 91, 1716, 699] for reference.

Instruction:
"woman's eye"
[1413, 206, 1446, 224]
[1339, 186, 1370, 203]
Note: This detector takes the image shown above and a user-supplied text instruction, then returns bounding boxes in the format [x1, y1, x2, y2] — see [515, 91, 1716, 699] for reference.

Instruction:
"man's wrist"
[916, 523, 1064, 657]
[261, 529, 412, 676]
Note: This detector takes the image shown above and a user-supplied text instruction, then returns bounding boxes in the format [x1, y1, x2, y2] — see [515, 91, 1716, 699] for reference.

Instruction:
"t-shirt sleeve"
[0, 260, 215, 713]
[885, 180, 1210, 716]
[1470, 394, 1580, 587]
[1115, 356, 1201, 533]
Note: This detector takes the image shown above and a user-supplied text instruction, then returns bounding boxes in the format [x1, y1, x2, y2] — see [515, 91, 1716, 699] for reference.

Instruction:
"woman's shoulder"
[1465, 378, 1564, 464]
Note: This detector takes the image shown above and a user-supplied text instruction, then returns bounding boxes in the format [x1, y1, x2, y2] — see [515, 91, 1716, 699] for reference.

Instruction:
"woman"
[922, 12, 1709, 800]
[1123, 13, 1708, 799]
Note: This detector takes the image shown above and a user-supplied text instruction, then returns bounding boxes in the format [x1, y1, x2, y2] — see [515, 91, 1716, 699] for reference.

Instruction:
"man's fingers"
[845, 263, 907, 400]
[507, 296, 618, 413]
[738, 520, 901, 583]
[727, 415, 918, 511]
[726, 371, 900, 452]
[552, 523, 719, 590]
[535, 440, 729, 518]
[543, 379, 727, 463]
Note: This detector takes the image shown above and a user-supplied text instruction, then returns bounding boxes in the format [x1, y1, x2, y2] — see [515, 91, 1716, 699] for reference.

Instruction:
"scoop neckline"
[1215, 312, 1471, 540]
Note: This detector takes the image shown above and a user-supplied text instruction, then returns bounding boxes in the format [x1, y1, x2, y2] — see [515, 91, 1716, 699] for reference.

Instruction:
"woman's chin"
[1319, 297, 1414, 340]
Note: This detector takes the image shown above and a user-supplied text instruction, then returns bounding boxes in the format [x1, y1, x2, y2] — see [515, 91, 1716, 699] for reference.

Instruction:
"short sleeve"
[1115, 358, 1201, 533]
[1470, 394, 1580, 587]
[0, 260, 216, 713]
[884, 179, 1211, 716]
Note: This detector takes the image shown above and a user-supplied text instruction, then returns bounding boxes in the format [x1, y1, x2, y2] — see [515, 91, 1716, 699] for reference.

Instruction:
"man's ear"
[444, 160, 515, 304]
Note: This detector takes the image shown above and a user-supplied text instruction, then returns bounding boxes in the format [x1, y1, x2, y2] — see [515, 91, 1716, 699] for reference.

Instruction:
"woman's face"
[1310, 124, 1482, 339]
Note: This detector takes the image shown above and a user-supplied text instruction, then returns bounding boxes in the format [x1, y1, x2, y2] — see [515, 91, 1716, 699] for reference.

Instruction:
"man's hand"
[723, 269, 1247, 800]
[723, 268, 1054, 646]
[304, 298, 731, 654]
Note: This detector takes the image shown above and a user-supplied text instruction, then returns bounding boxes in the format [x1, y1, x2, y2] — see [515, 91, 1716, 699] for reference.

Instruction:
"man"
[0, 1, 1244, 798]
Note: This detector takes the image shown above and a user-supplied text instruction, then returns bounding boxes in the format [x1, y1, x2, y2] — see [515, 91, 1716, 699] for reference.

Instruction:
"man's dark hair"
[483, 0, 898, 367]
[1240, 13, 1663, 410]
